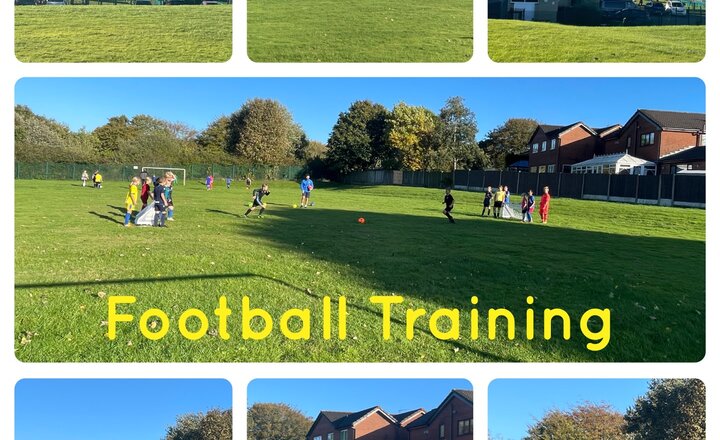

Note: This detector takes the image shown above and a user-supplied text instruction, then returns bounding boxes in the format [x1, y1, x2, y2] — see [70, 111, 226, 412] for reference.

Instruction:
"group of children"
[80, 170, 103, 189]
[123, 171, 176, 227]
[206, 174, 253, 191]
[443, 185, 551, 224]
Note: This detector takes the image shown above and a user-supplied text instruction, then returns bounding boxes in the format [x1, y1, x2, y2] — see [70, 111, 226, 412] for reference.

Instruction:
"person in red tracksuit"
[540, 186, 551, 224]
[140, 177, 153, 209]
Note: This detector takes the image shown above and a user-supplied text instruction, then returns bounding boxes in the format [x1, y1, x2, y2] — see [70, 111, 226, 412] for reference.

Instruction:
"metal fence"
[14, 162, 303, 184]
[342, 169, 705, 208]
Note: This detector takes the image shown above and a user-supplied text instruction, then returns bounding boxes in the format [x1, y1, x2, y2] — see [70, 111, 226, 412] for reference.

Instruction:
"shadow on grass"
[15, 271, 516, 362]
[88, 211, 123, 225]
[226, 204, 705, 362]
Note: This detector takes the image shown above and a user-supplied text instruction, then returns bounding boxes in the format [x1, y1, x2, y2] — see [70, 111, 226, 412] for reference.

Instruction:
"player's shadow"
[207, 208, 243, 219]
[88, 211, 123, 225]
[107, 205, 127, 214]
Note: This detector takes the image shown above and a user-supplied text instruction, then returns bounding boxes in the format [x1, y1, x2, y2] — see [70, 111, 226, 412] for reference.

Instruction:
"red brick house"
[306, 390, 472, 440]
[602, 109, 705, 163]
[527, 122, 621, 173]
[406, 390, 474, 440]
[306, 406, 424, 440]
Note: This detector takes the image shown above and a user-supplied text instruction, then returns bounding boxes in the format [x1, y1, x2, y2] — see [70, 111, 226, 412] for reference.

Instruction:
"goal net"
[141, 166, 186, 186]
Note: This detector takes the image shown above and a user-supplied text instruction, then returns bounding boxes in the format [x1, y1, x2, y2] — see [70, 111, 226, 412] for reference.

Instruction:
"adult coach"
[299, 174, 314, 208]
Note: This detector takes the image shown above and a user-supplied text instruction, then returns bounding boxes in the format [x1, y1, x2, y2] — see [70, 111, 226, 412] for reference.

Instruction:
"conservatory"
[570, 152, 656, 175]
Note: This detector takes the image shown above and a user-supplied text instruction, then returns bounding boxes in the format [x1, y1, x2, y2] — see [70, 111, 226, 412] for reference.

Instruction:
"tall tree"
[480, 118, 539, 169]
[386, 102, 438, 171]
[625, 379, 705, 440]
[437, 96, 478, 171]
[93, 115, 135, 158]
[524, 403, 627, 440]
[227, 98, 302, 165]
[247, 403, 312, 440]
[325, 100, 390, 174]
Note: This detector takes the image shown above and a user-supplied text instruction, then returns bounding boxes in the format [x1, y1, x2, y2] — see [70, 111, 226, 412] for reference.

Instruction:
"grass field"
[15, 180, 704, 362]
[488, 19, 705, 62]
[15, 6, 232, 62]
[247, 0, 472, 62]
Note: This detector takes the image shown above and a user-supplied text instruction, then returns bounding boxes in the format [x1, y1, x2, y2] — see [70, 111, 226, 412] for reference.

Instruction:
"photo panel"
[248, 378, 474, 440]
[488, 378, 706, 439]
[487, 0, 706, 62]
[13, 0, 232, 63]
[15, 378, 232, 440]
[246, 0, 473, 62]
[14, 77, 705, 363]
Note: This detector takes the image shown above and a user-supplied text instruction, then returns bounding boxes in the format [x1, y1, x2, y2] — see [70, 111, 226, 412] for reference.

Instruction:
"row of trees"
[15, 100, 321, 167]
[324, 98, 537, 176]
[512, 379, 706, 440]
[15, 98, 539, 175]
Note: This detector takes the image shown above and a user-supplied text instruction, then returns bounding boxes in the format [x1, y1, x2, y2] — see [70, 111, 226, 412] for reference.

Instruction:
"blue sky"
[15, 78, 704, 142]
[488, 379, 651, 440]
[15, 379, 232, 440]
[247, 378, 471, 417]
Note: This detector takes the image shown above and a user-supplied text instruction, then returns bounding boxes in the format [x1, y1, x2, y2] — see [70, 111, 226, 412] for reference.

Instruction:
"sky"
[15, 78, 704, 142]
[247, 378, 471, 417]
[15, 379, 232, 440]
[488, 378, 651, 440]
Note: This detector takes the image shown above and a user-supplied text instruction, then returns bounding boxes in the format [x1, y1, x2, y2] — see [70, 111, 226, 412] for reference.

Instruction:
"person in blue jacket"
[299, 174, 314, 208]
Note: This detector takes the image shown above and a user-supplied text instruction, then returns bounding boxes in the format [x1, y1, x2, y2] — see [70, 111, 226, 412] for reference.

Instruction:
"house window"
[314, 436, 322, 440]
[439, 424, 445, 439]
[328, 434, 334, 440]
[550, 139, 556, 150]
[547, 164, 556, 173]
[458, 419, 473, 436]
[626, 137, 632, 148]
[532, 143, 539, 153]
[340, 430, 348, 440]
[699, 133, 706, 146]
[541, 140, 547, 152]
[530, 166, 537, 172]
[640, 132, 655, 146]
[538, 165, 546, 173]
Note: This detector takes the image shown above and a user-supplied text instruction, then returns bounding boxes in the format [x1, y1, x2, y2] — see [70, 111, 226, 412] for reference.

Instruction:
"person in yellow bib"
[493, 185, 506, 218]
[94, 171, 103, 189]
[124, 177, 140, 227]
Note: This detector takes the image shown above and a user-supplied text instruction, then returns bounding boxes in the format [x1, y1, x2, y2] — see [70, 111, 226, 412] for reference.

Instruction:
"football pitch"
[15, 179, 704, 362]
[14, 6, 232, 63]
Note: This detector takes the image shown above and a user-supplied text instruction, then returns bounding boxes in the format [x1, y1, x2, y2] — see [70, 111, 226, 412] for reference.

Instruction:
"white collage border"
[0, 1, 716, 438]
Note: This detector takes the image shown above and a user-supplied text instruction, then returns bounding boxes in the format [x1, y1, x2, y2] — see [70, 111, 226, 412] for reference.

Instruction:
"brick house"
[602, 109, 706, 163]
[527, 122, 621, 173]
[306, 390, 472, 440]
[406, 390, 474, 440]
[306, 407, 424, 440]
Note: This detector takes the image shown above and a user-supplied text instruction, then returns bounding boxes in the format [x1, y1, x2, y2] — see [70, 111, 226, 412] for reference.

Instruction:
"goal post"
[141, 166, 187, 186]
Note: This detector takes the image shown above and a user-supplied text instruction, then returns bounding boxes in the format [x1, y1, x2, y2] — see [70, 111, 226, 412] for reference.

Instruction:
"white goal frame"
[141, 166, 187, 186]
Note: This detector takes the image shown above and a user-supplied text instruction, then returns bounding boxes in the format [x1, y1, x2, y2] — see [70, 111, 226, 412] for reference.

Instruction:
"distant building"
[527, 109, 705, 175]
[306, 390, 473, 440]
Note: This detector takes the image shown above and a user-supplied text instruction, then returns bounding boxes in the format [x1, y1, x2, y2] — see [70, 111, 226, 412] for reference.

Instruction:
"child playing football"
[443, 188, 455, 223]
[244, 184, 270, 218]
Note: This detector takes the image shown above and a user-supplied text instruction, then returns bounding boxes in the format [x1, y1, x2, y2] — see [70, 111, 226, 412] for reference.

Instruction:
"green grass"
[488, 19, 705, 62]
[15, 6, 231, 62]
[247, 0, 472, 62]
[15, 180, 704, 362]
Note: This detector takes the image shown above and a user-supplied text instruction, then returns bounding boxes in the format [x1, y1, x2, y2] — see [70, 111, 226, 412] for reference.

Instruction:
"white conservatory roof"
[571, 153, 655, 168]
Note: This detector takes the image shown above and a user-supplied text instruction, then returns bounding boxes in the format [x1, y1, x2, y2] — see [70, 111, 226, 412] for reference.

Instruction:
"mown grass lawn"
[15, 6, 231, 62]
[15, 180, 704, 362]
[488, 19, 705, 62]
[247, 0, 472, 62]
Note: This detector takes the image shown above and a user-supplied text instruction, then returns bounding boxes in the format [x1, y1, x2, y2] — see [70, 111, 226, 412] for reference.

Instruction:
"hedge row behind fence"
[15, 162, 303, 184]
